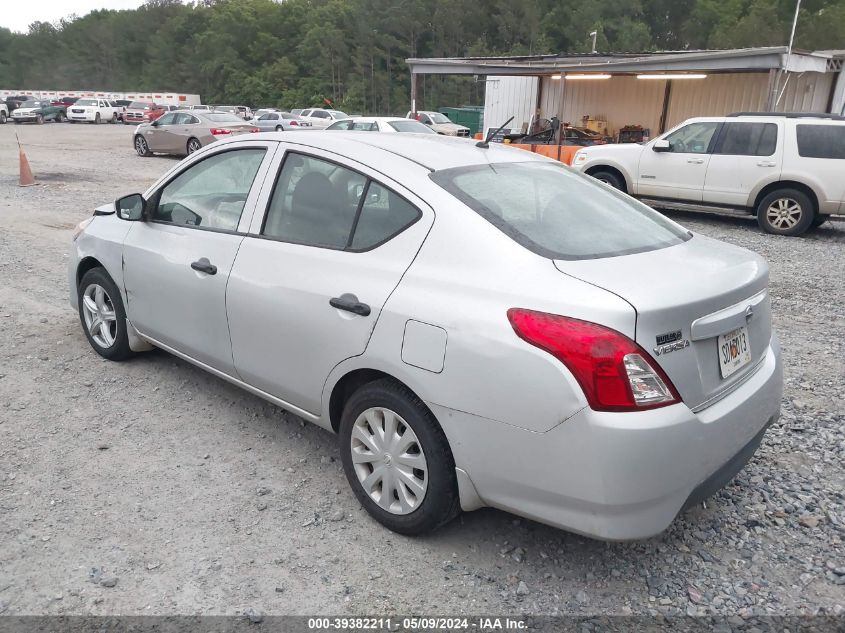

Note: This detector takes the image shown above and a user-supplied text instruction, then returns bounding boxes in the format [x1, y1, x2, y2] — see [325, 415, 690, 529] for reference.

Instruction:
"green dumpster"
[438, 106, 483, 136]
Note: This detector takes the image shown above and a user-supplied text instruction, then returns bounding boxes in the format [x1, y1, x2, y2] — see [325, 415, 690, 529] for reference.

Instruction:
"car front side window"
[156, 113, 177, 126]
[664, 122, 720, 154]
[153, 149, 266, 232]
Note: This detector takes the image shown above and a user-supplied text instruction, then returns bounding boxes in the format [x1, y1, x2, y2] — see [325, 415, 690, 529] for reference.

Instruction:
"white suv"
[572, 113, 845, 236]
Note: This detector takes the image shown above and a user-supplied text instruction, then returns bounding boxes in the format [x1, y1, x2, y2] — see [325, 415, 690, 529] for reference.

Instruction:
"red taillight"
[290, 120, 298, 126]
[210, 128, 233, 136]
[507, 308, 680, 412]
[249, 127, 260, 133]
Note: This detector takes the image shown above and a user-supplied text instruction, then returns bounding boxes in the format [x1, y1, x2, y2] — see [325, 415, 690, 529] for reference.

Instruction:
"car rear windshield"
[430, 162, 691, 260]
[796, 124, 845, 159]
[129, 102, 152, 109]
[205, 113, 243, 122]
[388, 120, 436, 134]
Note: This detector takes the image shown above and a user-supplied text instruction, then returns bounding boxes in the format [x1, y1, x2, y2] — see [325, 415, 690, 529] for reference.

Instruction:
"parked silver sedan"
[252, 111, 310, 131]
[133, 111, 258, 157]
[69, 132, 782, 539]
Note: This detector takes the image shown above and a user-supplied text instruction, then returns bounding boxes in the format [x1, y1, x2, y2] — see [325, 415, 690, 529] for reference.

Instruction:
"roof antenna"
[476, 116, 514, 148]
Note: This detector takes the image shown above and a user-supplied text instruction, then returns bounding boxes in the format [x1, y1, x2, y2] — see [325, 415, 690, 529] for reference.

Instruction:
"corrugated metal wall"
[541, 75, 666, 137]
[483, 75, 538, 135]
[666, 72, 833, 128]
[536, 72, 835, 137]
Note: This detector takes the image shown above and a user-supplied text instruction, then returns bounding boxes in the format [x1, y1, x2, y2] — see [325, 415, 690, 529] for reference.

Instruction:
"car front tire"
[0, 111, 6, 124]
[757, 188, 814, 236]
[590, 169, 625, 191]
[77, 268, 133, 361]
[134, 135, 152, 157]
[339, 378, 460, 535]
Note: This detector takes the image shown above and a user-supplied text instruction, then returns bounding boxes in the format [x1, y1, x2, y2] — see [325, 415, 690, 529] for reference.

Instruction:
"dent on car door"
[637, 121, 721, 201]
[121, 144, 277, 374]
[226, 148, 434, 416]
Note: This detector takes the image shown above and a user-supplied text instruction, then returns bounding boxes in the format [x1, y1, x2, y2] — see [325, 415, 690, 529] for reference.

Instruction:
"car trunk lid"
[554, 234, 771, 410]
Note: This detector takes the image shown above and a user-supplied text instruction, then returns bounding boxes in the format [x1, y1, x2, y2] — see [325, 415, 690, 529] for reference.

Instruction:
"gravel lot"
[0, 123, 843, 619]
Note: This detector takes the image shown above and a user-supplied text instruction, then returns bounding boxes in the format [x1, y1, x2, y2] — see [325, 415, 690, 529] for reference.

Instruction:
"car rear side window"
[796, 124, 845, 159]
[431, 162, 690, 260]
[262, 153, 421, 251]
[153, 149, 266, 232]
[715, 122, 777, 156]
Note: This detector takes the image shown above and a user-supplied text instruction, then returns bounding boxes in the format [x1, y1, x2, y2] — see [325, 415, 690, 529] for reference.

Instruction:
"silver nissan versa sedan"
[69, 132, 782, 539]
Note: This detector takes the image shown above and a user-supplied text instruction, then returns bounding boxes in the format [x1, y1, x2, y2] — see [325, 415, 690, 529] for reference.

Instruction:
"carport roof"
[407, 47, 841, 76]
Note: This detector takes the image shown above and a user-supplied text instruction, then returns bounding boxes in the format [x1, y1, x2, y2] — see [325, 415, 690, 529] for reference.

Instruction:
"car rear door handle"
[687, 158, 705, 164]
[330, 293, 371, 316]
[190, 258, 217, 275]
[757, 161, 777, 167]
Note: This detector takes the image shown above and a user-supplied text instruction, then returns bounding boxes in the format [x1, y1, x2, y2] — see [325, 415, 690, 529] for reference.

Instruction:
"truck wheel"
[812, 214, 830, 229]
[0, 111, 6, 124]
[35, 114, 44, 124]
[94, 113, 101, 124]
[756, 188, 814, 236]
[54, 112, 64, 123]
[590, 169, 625, 192]
[111, 113, 118, 123]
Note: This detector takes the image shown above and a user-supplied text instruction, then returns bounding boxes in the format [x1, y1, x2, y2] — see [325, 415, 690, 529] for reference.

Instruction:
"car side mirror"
[115, 193, 145, 221]
[653, 139, 671, 152]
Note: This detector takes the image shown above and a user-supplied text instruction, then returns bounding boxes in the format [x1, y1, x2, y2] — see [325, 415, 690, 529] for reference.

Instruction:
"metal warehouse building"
[407, 47, 845, 140]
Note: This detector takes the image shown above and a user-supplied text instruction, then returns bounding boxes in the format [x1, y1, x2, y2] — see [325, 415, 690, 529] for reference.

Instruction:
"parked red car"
[123, 101, 167, 125]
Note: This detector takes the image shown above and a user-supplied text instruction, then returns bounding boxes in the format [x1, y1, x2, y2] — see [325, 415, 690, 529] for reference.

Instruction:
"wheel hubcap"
[766, 198, 802, 229]
[350, 407, 428, 515]
[81, 284, 117, 348]
[135, 138, 146, 154]
[189, 140, 200, 153]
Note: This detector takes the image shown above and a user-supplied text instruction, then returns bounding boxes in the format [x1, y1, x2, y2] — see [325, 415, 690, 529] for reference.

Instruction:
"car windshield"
[388, 120, 437, 134]
[75, 99, 98, 106]
[280, 113, 297, 119]
[129, 102, 152, 110]
[430, 162, 691, 260]
[329, 110, 348, 119]
[21, 101, 43, 108]
[429, 112, 451, 124]
[205, 113, 243, 123]
[215, 106, 235, 112]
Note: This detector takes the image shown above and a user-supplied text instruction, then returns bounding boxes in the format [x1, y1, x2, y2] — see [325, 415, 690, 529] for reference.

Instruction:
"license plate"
[718, 326, 751, 379]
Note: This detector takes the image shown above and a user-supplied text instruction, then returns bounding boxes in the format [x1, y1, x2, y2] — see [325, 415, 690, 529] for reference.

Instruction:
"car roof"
[223, 130, 550, 172]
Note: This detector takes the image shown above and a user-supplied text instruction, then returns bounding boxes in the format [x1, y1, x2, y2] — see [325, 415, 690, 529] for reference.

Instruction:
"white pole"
[776, 0, 802, 108]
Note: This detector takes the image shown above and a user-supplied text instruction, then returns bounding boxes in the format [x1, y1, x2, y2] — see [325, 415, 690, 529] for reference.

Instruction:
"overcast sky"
[1, 0, 146, 33]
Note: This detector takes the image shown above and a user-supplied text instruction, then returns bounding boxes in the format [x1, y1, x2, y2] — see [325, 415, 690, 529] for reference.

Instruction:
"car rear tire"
[111, 113, 118, 123]
[77, 268, 133, 362]
[275, 125, 283, 132]
[186, 137, 202, 154]
[134, 135, 152, 157]
[54, 112, 64, 123]
[1, 111, 7, 124]
[756, 188, 814, 236]
[590, 169, 625, 191]
[339, 378, 460, 535]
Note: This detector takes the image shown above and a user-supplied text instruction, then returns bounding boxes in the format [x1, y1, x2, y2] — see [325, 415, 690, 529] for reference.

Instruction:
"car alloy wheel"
[81, 283, 117, 349]
[349, 406, 428, 515]
[135, 136, 150, 156]
[187, 138, 201, 154]
[765, 197, 803, 231]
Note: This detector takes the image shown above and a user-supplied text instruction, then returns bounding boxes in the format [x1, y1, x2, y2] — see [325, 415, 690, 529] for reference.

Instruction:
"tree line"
[0, 0, 842, 114]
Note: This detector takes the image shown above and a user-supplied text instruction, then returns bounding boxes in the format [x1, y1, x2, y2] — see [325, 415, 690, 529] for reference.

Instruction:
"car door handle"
[687, 158, 705, 164]
[757, 161, 777, 167]
[329, 293, 371, 316]
[190, 258, 217, 275]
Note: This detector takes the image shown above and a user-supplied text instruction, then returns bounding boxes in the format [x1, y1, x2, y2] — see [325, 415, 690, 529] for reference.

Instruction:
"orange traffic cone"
[16, 133, 36, 187]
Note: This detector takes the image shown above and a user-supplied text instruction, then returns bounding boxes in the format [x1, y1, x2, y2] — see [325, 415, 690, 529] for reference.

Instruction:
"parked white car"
[69, 132, 781, 540]
[299, 108, 349, 129]
[67, 98, 121, 124]
[326, 117, 437, 134]
[572, 113, 845, 236]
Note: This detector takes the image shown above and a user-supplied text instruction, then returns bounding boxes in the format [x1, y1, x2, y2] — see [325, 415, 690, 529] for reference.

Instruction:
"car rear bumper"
[431, 335, 782, 540]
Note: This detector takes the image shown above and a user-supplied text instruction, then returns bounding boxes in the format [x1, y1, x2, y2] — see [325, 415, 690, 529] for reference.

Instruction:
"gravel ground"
[0, 123, 843, 618]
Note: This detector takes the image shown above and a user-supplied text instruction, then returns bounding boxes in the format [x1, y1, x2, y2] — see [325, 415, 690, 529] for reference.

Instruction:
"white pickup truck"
[0, 103, 8, 124]
[66, 98, 121, 124]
